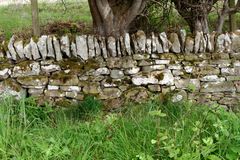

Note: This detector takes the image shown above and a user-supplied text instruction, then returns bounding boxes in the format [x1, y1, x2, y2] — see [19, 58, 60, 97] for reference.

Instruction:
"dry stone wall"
[0, 30, 240, 108]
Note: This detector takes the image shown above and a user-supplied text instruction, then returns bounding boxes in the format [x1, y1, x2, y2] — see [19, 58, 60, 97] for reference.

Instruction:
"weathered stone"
[197, 66, 220, 76]
[47, 36, 55, 58]
[219, 97, 239, 106]
[37, 35, 48, 60]
[179, 29, 186, 51]
[99, 36, 108, 59]
[101, 79, 118, 88]
[124, 87, 149, 102]
[116, 39, 121, 57]
[110, 70, 124, 79]
[159, 53, 178, 60]
[169, 33, 181, 53]
[14, 40, 25, 59]
[146, 38, 152, 54]
[88, 35, 95, 58]
[175, 79, 200, 90]
[133, 54, 150, 60]
[172, 70, 184, 76]
[106, 57, 122, 68]
[227, 76, 240, 81]
[0, 79, 26, 99]
[172, 90, 187, 102]
[154, 34, 164, 54]
[225, 33, 232, 53]
[184, 53, 198, 61]
[49, 73, 79, 86]
[194, 31, 202, 53]
[185, 36, 194, 53]
[124, 67, 140, 75]
[151, 33, 157, 53]
[201, 81, 236, 92]
[70, 42, 77, 58]
[99, 88, 122, 99]
[212, 53, 230, 60]
[168, 64, 182, 70]
[23, 44, 32, 60]
[135, 30, 146, 53]
[216, 34, 225, 53]
[211, 60, 231, 68]
[200, 33, 207, 53]
[82, 82, 101, 94]
[12, 61, 40, 77]
[159, 32, 169, 52]
[28, 88, 44, 96]
[233, 61, 240, 67]
[184, 66, 195, 73]
[60, 86, 81, 92]
[107, 37, 117, 57]
[231, 52, 240, 60]
[221, 67, 240, 75]
[65, 92, 84, 100]
[47, 85, 59, 90]
[155, 60, 170, 65]
[95, 67, 110, 76]
[132, 77, 158, 86]
[124, 33, 132, 55]
[201, 75, 225, 82]
[138, 60, 153, 66]
[41, 64, 61, 73]
[151, 70, 174, 86]
[0, 68, 10, 79]
[148, 85, 161, 92]
[205, 34, 214, 52]
[122, 56, 137, 68]
[17, 76, 48, 86]
[8, 36, 17, 60]
[44, 90, 65, 98]
[53, 36, 62, 61]
[60, 35, 70, 57]
[76, 35, 88, 60]
[231, 32, 240, 52]
[94, 36, 101, 57]
[234, 81, 240, 92]
[142, 65, 165, 72]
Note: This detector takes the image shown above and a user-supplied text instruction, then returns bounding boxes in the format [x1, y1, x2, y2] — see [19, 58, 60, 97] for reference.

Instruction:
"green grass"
[0, 1, 91, 39]
[0, 96, 240, 159]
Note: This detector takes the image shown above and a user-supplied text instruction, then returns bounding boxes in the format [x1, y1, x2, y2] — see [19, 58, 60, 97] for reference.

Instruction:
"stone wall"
[0, 30, 240, 108]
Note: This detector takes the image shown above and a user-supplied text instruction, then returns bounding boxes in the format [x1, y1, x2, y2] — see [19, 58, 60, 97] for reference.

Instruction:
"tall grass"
[0, 1, 91, 39]
[0, 96, 240, 159]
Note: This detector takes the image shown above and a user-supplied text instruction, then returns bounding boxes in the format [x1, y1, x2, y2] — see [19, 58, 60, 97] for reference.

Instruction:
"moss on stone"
[154, 72, 164, 81]
[51, 72, 75, 84]
[4, 79, 22, 92]
[0, 61, 12, 70]
[16, 61, 33, 70]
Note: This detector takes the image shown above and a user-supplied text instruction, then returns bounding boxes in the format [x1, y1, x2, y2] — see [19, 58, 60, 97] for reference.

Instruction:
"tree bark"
[172, 0, 218, 34]
[88, 0, 146, 37]
[31, 0, 40, 36]
[229, 0, 237, 31]
[216, 0, 240, 33]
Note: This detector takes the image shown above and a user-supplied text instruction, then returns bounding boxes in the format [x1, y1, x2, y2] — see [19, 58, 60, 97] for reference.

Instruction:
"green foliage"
[78, 96, 103, 116]
[0, 96, 240, 159]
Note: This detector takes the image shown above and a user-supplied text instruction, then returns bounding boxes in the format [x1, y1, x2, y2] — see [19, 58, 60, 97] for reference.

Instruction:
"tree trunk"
[229, 0, 237, 31]
[31, 0, 40, 36]
[88, 0, 146, 37]
[172, 0, 218, 34]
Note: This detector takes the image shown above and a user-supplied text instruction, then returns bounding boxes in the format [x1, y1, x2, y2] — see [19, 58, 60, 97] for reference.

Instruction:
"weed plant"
[0, 96, 240, 159]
